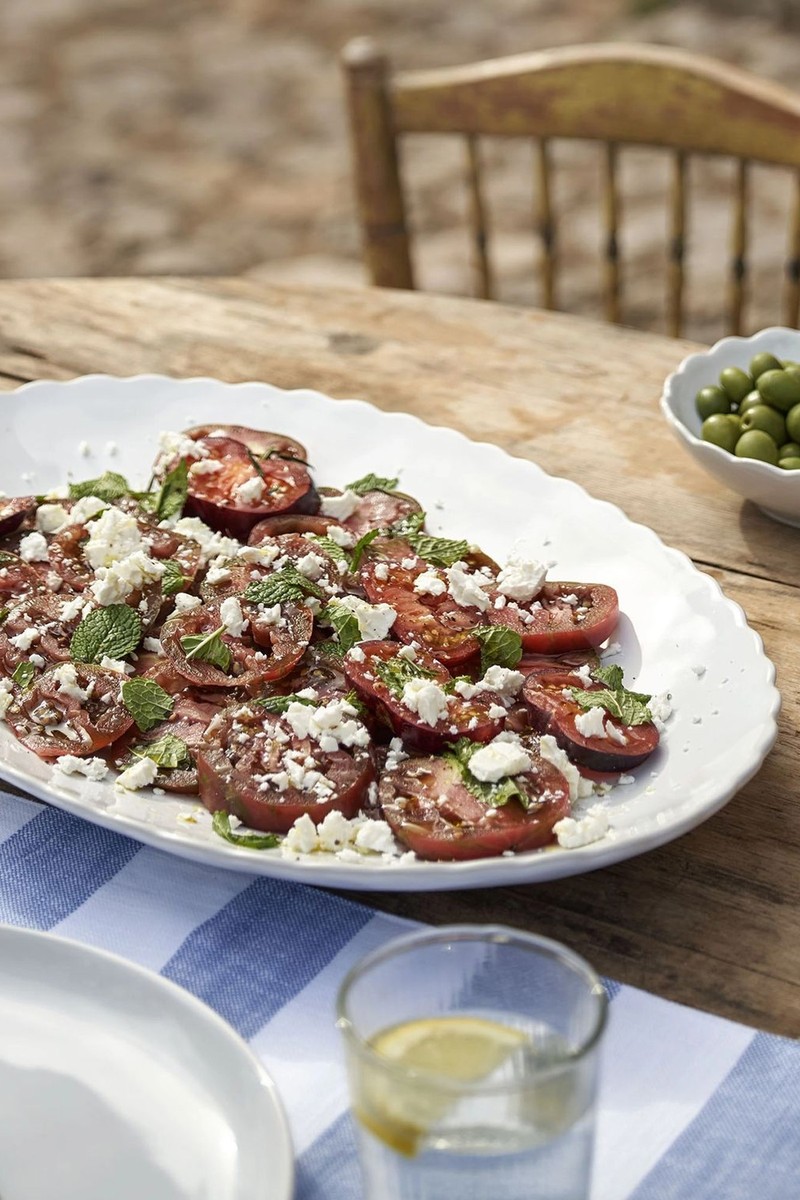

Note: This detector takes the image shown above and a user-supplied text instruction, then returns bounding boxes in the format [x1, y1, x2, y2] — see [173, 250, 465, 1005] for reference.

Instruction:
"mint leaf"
[121, 677, 175, 732]
[0, 551, 20, 566]
[444, 738, 529, 809]
[68, 471, 132, 503]
[474, 626, 523, 673]
[375, 654, 437, 699]
[243, 566, 324, 606]
[570, 666, 652, 727]
[316, 638, 346, 660]
[153, 459, 189, 522]
[407, 532, 470, 568]
[345, 473, 399, 496]
[161, 559, 187, 597]
[11, 661, 35, 689]
[212, 810, 280, 850]
[180, 625, 232, 672]
[131, 731, 191, 769]
[389, 510, 425, 538]
[0, 607, 8, 625]
[70, 604, 142, 664]
[348, 528, 380, 572]
[306, 535, 348, 565]
[322, 600, 361, 654]
[256, 693, 316, 714]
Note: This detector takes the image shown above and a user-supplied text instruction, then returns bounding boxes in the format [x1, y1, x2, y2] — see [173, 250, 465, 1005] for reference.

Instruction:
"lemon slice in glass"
[353, 1015, 528, 1157]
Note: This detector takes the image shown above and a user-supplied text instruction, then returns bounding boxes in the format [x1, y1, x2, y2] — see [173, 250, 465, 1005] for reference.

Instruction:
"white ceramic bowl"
[660, 326, 800, 527]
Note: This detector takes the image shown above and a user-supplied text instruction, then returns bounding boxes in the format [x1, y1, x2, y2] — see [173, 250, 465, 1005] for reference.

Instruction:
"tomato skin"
[183, 424, 307, 461]
[248, 514, 343, 541]
[6, 664, 134, 759]
[379, 749, 570, 860]
[522, 668, 659, 771]
[319, 487, 422, 539]
[0, 593, 86, 677]
[197, 702, 375, 832]
[107, 695, 222, 794]
[182, 437, 319, 540]
[488, 582, 619, 653]
[0, 553, 43, 604]
[343, 640, 501, 754]
[0, 497, 37, 537]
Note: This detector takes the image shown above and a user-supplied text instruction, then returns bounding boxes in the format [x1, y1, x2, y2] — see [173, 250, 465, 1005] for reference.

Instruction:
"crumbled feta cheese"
[295, 552, 326, 581]
[68, 495, 108, 526]
[347, 645, 366, 663]
[116, 756, 159, 790]
[104, 441, 118, 457]
[574, 662, 594, 687]
[283, 812, 318, 855]
[496, 555, 547, 603]
[52, 755, 109, 781]
[155, 430, 207, 471]
[84, 508, 142, 569]
[283, 697, 370, 750]
[373, 562, 389, 581]
[90, 550, 165, 605]
[234, 475, 265, 505]
[324, 525, 354, 548]
[173, 592, 202, 613]
[237, 543, 280, 566]
[691, 664, 706, 678]
[317, 810, 353, 852]
[188, 459, 224, 476]
[29, 654, 45, 669]
[143, 637, 164, 655]
[35, 503, 68, 534]
[0, 680, 14, 720]
[354, 820, 397, 855]
[648, 692, 673, 732]
[19, 532, 49, 563]
[319, 490, 360, 520]
[53, 662, 90, 703]
[606, 722, 628, 746]
[539, 734, 593, 802]
[335, 595, 396, 642]
[413, 570, 446, 597]
[554, 805, 609, 849]
[220, 596, 248, 638]
[385, 737, 409, 771]
[10, 629, 39, 651]
[445, 564, 492, 611]
[487, 704, 507, 720]
[171, 517, 240, 564]
[99, 656, 134, 675]
[205, 562, 232, 586]
[78, 440, 91, 457]
[401, 678, 449, 727]
[476, 665, 524, 704]
[574, 706, 608, 740]
[468, 739, 531, 782]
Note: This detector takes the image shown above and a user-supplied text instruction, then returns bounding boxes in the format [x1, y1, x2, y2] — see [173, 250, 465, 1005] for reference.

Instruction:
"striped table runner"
[0, 790, 797, 1199]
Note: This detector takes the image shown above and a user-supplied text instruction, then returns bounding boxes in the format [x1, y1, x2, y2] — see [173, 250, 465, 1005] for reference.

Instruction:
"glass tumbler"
[336, 924, 607, 1200]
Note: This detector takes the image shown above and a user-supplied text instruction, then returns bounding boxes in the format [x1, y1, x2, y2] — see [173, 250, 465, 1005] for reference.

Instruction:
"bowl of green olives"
[661, 328, 800, 526]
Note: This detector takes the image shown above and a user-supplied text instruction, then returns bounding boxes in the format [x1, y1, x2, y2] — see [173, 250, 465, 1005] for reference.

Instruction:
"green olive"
[695, 385, 730, 420]
[701, 413, 740, 453]
[778, 457, 800, 470]
[749, 352, 783, 380]
[719, 366, 754, 404]
[739, 404, 786, 445]
[734, 429, 779, 465]
[738, 390, 766, 416]
[779, 441, 800, 459]
[786, 403, 800, 443]
[757, 368, 800, 412]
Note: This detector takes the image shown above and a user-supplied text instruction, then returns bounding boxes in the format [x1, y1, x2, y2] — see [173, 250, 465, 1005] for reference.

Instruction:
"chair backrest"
[342, 40, 800, 336]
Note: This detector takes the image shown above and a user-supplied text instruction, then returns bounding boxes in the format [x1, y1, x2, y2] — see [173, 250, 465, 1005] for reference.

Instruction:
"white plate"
[0, 923, 293, 1200]
[0, 375, 779, 891]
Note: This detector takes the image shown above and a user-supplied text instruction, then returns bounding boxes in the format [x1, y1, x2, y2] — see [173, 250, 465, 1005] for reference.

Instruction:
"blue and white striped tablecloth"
[0, 789, 797, 1199]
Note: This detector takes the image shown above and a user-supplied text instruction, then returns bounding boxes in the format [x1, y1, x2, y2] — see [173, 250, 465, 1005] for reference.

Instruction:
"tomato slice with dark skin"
[488, 582, 620, 654]
[379, 745, 571, 860]
[0, 552, 44, 604]
[343, 640, 502, 754]
[107, 695, 223, 793]
[179, 437, 319, 541]
[161, 600, 312, 693]
[0, 497, 37, 538]
[319, 487, 422, 539]
[522, 668, 659, 771]
[0, 593, 89, 677]
[248, 514, 344, 541]
[5, 664, 134, 759]
[196, 702, 375, 833]
[183, 424, 307, 461]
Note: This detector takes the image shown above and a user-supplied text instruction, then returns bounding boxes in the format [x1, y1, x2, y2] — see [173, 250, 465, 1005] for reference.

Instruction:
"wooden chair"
[342, 40, 800, 336]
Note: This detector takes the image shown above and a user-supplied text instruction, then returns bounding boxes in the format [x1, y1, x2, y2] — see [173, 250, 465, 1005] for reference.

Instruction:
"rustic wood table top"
[0, 277, 796, 1038]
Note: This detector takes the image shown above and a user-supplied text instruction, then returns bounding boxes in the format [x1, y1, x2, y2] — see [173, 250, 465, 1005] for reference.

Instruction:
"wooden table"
[0, 277, 796, 1039]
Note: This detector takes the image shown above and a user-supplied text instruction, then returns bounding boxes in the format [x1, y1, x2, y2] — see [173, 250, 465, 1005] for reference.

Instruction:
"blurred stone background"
[1, 0, 800, 341]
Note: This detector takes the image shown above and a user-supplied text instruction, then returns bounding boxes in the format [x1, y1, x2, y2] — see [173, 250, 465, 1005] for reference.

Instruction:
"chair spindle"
[729, 159, 749, 335]
[603, 142, 621, 325]
[668, 151, 687, 339]
[535, 139, 556, 310]
[465, 135, 493, 300]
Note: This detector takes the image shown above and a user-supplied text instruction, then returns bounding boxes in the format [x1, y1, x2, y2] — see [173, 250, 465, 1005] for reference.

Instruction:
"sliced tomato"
[184, 424, 307, 461]
[181, 436, 319, 540]
[0, 593, 88, 677]
[318, 486, 422, 539]
[0, 552, 43, 604]
[379, 747, 570, 860]
[488, 582, 619, 653]
[522, 668, 659, 771]
[6, 664, 134, 759]
[248, 514, 344, 541]
[343, 640, 500, 753]
[197, 701, 374, 832]
[107, 695, 223, 793]
[0, 497, 37, 537]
